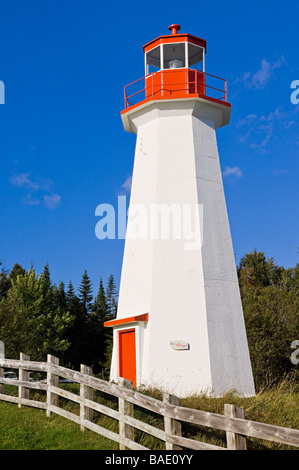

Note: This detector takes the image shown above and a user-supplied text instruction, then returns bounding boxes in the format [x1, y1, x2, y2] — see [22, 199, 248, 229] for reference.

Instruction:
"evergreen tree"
[238, 249, 271, 288]
[66, 281, 76, 304]
[0, 268, 72, 360]
[9, 263, 26, 283]
[40, 263, 55, 316]
[64, 280, 89, 369]
[78, 270, 93, 315]
[90, 278, 111, 373]
[0, 261, 10, 298]
[106, 274, 118, 319]
[101, 276, 118, 376]
[53, 281, 67, 311]
[41, 263, 51, 290]
[238, 250, 299, 389]
[94, 278, 109, 322]
[291, 263, 299, 291]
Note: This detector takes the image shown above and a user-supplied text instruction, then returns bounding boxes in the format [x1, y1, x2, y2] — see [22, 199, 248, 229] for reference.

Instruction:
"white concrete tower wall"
[191, 106, 255, 396]
[109, 99, 255, 397]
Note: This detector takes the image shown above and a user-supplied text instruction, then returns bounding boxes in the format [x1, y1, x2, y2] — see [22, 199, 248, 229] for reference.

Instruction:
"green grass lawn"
[0, 401, 119, 450]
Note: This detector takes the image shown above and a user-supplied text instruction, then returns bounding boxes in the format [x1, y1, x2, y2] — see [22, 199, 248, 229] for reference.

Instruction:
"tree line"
[0, 262, 117, 377]
[0, 250, 299, 389]
[238, 250, 299, 389]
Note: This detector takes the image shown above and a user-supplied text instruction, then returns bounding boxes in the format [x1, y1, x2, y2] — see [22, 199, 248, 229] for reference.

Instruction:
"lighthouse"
[105, 25, 255, 398]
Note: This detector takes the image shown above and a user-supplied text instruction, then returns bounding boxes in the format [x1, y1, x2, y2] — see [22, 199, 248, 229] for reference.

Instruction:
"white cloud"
[10, 173, 40, 190]
[235, 56, 285, 90]
[249, 59, 273, 89]
[236, 107, 291, 150]
[22, 194, 40, 206]
[44, 194, 61, 210]
[122, 175, 132, 192]
[222, 166, 242, 178]
[10, 173, 54, 191]
[38, 177, 54, 191]
[10, 172, 61, 209]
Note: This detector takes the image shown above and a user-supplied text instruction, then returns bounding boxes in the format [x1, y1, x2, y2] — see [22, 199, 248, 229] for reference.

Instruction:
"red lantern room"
[122, 24, 230, 115]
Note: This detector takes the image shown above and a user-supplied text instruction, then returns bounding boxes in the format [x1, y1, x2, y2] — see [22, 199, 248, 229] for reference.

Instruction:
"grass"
[0, 400, 118, 450]
[1, 379, 299, 450]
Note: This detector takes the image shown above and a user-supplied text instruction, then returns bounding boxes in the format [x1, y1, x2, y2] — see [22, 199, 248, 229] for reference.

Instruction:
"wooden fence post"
[80, 364, 93, 431]
[46, 355, 59, 418]
[163, 392, 182, 450]
[224, 404, 247, 450]
[18, 353, 30, 408]
[118, 377, 134, 450]
[0, 341, 4, 395]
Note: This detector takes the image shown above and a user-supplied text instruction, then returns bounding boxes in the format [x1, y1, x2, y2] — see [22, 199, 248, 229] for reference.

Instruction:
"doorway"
[118, 328, 136, 386]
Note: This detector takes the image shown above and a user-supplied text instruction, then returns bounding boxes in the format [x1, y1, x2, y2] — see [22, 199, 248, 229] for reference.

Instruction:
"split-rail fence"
[0, 353, 299, 450]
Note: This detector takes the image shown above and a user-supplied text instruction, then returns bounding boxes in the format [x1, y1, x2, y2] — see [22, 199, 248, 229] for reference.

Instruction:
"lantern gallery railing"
[124, 69, 228, 109]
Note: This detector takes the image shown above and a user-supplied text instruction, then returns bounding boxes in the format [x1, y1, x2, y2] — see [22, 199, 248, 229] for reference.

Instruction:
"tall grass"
[179, 377, 299, 450]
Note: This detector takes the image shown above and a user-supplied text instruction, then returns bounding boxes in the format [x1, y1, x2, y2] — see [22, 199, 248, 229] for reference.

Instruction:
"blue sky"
[0, 0, 298, 296]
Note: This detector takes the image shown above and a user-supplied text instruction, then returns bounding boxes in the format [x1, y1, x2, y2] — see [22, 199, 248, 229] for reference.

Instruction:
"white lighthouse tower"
[105, 25, 255, 398]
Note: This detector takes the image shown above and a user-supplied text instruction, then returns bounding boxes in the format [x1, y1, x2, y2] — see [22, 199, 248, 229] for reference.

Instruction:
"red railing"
[124, 69, 228, 109]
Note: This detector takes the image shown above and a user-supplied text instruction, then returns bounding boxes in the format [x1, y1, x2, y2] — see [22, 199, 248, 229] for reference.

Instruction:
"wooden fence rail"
[0, 353, 299, 450]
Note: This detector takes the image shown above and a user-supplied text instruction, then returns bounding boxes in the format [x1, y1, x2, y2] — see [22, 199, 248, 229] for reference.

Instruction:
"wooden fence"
[1, 353, 299, 450]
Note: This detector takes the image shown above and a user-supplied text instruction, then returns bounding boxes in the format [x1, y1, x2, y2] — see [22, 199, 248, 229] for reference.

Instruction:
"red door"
[118, 329, 136, 387]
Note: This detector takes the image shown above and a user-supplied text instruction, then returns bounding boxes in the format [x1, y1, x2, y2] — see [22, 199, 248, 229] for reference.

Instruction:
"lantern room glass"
[145, 46, 160, 74]
[188, 43, 204, 70]
[145, 42, 205, 75]
[163, 43, 186, 69]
